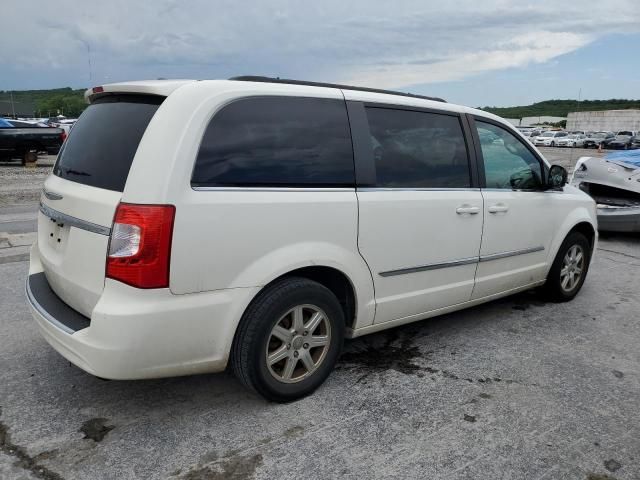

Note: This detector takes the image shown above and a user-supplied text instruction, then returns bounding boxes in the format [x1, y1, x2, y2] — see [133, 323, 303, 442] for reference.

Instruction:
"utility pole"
[86, 42, 93, 83]
[10, 91, 16, 118]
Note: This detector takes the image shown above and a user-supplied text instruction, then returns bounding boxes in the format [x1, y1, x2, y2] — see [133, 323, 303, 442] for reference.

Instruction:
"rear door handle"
[488, 203, 509, 213]
[456, 205, 480, 215]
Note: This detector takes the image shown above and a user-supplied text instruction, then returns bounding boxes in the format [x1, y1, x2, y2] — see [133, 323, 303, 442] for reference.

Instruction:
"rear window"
[191, 96, 354, 187]
[53, 95, 162, 192]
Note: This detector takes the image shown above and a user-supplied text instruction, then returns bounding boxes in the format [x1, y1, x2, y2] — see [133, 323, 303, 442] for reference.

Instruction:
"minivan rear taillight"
[106, 203, 175, 289]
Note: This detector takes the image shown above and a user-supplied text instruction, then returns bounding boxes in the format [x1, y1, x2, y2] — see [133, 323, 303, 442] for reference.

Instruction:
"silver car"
[571, 151, 640, 232]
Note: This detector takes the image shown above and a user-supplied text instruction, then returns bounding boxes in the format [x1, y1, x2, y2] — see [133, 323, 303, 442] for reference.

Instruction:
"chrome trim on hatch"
[479, 246, 545, 262]
[43, 190, 63, 200]
[379, 256, 478, 277]
[39, 203, 111, 236]
[25, 279, 75, 335]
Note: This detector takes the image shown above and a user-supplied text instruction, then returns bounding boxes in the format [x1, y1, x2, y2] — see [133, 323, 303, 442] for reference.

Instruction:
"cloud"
[1, 0, 639, 90]
[344, 32, 593, 88]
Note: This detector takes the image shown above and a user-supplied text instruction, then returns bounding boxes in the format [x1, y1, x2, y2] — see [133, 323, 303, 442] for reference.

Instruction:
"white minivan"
[27, 77, 597, 401]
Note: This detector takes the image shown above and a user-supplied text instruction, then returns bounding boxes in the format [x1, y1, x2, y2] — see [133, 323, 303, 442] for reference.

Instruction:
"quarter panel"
[170, 189, 376, 328]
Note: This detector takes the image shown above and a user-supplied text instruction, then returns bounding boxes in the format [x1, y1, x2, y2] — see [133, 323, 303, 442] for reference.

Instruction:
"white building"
[566, 110, 640, 132]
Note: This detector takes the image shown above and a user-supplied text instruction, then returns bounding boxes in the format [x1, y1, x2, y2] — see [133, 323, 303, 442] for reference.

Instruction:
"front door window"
[476, 121, 543, 190]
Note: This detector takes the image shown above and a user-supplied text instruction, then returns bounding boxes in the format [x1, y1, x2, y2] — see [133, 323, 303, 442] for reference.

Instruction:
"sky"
[2, 0, 639, 107]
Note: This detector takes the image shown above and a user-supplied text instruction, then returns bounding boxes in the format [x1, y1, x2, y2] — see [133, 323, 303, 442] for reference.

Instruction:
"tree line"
[481, 99, 640, 119]
[0, 87, 86, 117]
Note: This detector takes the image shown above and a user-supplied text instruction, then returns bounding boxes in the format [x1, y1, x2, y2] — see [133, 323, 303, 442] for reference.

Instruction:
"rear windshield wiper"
[64, 168, 92, 177]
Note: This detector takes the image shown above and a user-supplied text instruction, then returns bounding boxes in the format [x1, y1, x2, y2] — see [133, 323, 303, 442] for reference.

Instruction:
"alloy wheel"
[560, 244, 585, 292]
[265, 304, 331, 384]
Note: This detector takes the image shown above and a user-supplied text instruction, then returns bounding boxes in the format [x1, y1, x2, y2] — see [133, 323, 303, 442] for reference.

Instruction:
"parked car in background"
[0, 118, 64, 164]
[583, 132, 615, 149]
[630, 136, 640, 149]
[26, 77, 597, 402]
[557, 133, 586, 148]
[607, 131, 637, 150]
[8, 119, 50, 128]
[534, 131, 568, 147]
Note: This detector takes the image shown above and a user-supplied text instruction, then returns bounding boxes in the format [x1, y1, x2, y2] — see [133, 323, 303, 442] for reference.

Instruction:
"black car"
[630, 136, 640, 149]
[583, 131, 614, 148]
[607, 131, 636, 149]
[0, 118, 64, 164]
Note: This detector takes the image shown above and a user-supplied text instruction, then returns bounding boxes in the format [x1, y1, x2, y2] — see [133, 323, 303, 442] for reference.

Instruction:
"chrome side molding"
[39, 203, 111, 236]
[378, 246, 545, 277]
[479, 246, 545, 262]
[379, 257, 478, 277]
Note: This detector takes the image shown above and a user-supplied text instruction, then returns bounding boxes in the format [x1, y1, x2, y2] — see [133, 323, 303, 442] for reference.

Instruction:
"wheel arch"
[546, 209, 597, 276]
[242, 265, 364, 333]
[567, 221, 596, 254]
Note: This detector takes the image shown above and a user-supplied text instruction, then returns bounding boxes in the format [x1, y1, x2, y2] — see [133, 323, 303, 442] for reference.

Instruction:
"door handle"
[488, 203, 509, 213]
[456, 205, 480, 215]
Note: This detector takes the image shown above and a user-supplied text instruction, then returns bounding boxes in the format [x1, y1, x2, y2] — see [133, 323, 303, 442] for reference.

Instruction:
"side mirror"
[547, 164, 568, 189]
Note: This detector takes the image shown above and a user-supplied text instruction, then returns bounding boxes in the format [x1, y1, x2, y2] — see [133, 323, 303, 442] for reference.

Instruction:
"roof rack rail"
[229, 76, 446, 103]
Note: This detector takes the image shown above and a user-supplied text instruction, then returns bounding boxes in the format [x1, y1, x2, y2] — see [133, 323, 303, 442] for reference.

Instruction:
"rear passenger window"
[365, 107, 471, 188]
[192, 97, 354, 187]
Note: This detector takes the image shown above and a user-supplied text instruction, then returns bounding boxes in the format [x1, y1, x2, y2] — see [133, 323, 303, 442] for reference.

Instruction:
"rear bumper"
[27, 243, 259, 380]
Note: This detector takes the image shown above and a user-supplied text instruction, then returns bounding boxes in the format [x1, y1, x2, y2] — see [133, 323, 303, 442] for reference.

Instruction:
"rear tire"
[22, 150, 38, 166]
[541, 232, 591, 302]
[231, 277, 345, 402]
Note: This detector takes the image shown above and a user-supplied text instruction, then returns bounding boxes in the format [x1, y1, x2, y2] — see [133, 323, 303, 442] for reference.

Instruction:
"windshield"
[617, 131, 632, 137]
[53, 95, 163, 192]
[541, 132, 553, 137]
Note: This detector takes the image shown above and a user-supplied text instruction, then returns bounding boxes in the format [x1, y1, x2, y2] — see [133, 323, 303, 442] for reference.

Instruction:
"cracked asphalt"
[1, 148, 639, 480]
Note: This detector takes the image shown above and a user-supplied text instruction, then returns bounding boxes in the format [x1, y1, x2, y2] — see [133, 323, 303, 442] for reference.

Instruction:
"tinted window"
[192, 97, 354, 187]
[476, 121, 542, 190]
[365, 107, 470, 188]
[53, 95, 162, 192]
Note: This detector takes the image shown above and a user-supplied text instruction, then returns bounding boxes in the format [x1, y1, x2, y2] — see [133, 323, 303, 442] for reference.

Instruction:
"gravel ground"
[1, 235, 639, 480]
[0, 156, 55, 206]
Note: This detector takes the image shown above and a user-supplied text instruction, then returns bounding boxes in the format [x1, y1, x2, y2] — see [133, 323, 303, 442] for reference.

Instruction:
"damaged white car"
[571, 150, 640, 232]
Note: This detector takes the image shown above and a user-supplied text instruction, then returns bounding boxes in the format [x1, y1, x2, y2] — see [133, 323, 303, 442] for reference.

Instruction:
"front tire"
[231, 277, 345, 402]
[542, 232, 591, 302]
